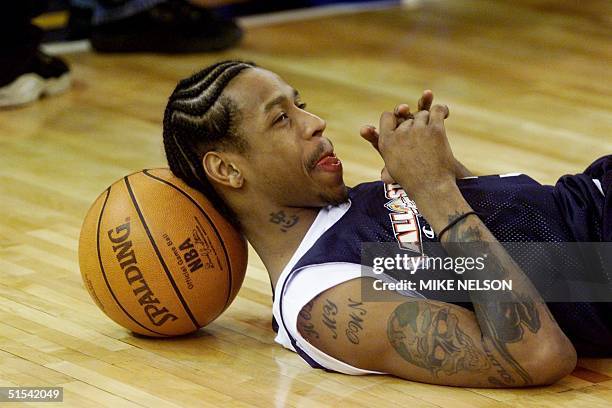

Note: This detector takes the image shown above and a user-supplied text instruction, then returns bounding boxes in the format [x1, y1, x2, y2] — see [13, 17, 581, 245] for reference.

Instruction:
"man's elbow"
[524, 338, 577, 385]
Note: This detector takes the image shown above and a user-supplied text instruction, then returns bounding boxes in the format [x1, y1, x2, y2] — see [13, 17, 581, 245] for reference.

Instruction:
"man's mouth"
[315, 151, 342, 172]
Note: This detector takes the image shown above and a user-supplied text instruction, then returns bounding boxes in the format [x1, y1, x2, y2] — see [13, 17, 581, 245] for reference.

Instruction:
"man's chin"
[319, 184, 349, 206]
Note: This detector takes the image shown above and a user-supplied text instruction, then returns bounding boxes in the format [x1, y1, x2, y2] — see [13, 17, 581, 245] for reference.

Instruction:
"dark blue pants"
[0, 1, 47, 86]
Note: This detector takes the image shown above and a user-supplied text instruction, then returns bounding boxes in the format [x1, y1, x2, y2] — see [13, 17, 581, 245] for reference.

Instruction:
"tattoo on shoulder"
[299, 301, 314, 320]
[298, 301, 320, 340]
[387, 301, 490, 378]
[345, 298, 367, 345]
[322, 299, 338, 339]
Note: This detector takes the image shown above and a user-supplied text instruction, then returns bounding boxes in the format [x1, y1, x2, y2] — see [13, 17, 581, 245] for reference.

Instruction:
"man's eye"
[275, 113, 289, 124]
[297, 102, 307, 109]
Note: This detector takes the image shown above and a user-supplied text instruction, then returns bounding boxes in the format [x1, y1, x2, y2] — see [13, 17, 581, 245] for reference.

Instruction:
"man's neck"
[237, 205, 320, 290]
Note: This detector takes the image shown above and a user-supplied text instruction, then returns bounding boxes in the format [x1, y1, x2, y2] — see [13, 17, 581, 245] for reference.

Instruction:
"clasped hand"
[360, 91, 460, 199]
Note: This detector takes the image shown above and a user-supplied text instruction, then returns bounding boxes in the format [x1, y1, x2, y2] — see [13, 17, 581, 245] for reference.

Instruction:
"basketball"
[78, 168, 248, 337]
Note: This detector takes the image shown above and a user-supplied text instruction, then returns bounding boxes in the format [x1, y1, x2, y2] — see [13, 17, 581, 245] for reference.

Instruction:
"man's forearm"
[403, 180, 576, 386]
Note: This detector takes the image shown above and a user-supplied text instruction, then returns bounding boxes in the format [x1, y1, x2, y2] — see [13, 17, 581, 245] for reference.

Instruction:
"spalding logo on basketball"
[78, 168, 248, 337]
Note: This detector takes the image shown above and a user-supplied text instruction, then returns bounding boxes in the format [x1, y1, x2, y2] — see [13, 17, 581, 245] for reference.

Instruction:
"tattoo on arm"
[345, 298, 367, 345]
[474, 299, 539, 385]
[444, 212, 543, 385]
[387, 301, 490, 378]
[481, 337, 516, 385]
[298, 301, 320, 340]
[322, 299, 338, 339]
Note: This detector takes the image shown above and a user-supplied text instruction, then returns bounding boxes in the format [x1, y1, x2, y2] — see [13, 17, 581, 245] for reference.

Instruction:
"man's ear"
[202, 151, 244, 189]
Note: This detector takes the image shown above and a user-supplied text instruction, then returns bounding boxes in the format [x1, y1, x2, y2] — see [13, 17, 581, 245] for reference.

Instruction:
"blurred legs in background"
[0, 1, 71, 108]
[69, 0, 243, 53]
[0, 0, 242, 108]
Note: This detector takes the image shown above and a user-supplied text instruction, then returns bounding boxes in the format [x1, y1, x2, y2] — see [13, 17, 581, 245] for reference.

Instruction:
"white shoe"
[0, 51, 71, 108]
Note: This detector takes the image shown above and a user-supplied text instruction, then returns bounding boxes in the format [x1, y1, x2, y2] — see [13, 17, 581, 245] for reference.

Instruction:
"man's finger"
[394, 104, 411, 119]
[395, 104, 414, 127]
[428, 104, 449, 125]
[397, 118, 414, 132]
[360, 125, 380, 148]
[417, 90, 433, 111]
[413, 110, 429, 127]
[379, 111, 397, 136]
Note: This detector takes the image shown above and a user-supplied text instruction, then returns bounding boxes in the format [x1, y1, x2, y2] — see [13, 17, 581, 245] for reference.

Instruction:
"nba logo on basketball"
[178, 236, 204, 273]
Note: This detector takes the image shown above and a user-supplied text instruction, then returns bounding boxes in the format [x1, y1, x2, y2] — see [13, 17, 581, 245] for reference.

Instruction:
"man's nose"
[303, 112, 326, 139]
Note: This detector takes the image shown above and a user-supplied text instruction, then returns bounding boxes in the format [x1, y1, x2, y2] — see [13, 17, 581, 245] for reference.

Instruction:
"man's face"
[223, 68, 348, 207]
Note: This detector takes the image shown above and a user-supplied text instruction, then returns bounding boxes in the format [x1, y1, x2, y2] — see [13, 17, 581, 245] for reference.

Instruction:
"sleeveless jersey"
[275, 156, 612, 370]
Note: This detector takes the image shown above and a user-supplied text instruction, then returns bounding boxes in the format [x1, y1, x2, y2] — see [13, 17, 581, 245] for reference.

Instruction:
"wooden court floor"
[1, 0, 611, 406]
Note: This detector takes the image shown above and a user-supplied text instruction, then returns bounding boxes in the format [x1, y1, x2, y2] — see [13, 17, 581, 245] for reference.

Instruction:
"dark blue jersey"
[278, 156, 612, 364]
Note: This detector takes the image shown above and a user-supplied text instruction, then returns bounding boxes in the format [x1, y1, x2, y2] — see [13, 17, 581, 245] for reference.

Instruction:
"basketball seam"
[142, 169, 234, 312]
[95, 186, 167, 336]
[124, 175, 200, 330]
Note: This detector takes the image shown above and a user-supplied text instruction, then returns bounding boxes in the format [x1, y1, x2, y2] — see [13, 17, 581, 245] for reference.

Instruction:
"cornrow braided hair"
[163, 60, 255, 228]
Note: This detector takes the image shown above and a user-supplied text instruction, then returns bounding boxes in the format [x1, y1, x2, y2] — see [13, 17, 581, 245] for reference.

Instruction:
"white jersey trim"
[593, 179, 604, 196]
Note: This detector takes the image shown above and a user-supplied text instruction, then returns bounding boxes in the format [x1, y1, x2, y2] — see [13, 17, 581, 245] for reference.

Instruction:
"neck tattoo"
[268, 210, 300, 232]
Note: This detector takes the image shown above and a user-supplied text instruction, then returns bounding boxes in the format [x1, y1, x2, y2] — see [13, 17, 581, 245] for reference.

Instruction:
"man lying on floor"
[162, 61, 612, 387]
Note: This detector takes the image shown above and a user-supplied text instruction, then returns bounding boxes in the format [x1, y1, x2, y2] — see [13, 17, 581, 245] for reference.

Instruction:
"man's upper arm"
[296, 277, 569, 388]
